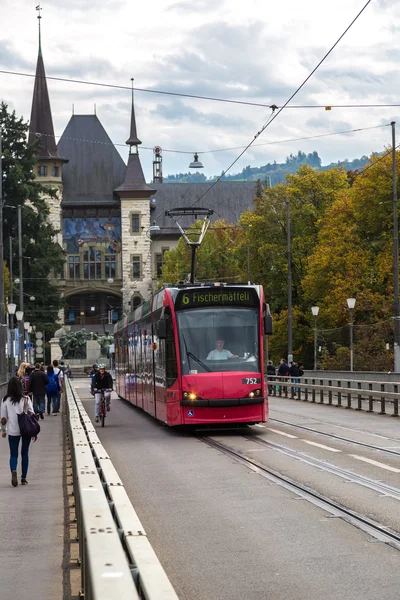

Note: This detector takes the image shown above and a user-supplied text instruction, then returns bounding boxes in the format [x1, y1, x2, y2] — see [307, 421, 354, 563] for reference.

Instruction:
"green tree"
[301, 150, 400, 369]
[161, 219, 244, 284]
[1, 102, 64, 335]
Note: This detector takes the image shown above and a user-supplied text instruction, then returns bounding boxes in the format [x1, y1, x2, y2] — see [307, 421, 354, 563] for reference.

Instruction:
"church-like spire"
[115, 80, 154, 196]
[125, 79, 142, 147]
[28, 6, 66, 161]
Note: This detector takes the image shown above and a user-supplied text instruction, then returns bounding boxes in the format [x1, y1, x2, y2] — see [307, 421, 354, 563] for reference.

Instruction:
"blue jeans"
[291, 378, 298, 393]
[47, 394, 59, 413]
[8, 435, 31, 478]
[33, 395, 45, 414]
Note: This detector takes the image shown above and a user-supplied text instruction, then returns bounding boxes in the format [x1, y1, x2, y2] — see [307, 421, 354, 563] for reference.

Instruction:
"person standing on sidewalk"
[52, 360, 64, 414]
[1, 376, 38, 487]
[29, 363, 49, 419]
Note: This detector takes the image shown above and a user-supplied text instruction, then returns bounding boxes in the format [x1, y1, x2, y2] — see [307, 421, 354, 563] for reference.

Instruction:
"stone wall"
[120, 197, 152, 312]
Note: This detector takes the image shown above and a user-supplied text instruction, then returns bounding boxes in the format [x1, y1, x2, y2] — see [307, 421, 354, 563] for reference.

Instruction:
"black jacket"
[266, 365, 276, 376]
[29, 370, 49, 396]
[93, 371, 113, 391]
[288, 365, 300, 377]
[277, 362, 289, 376]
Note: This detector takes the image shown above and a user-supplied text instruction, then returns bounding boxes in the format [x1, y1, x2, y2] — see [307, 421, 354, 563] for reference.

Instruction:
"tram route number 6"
[242, 378, 260, 384]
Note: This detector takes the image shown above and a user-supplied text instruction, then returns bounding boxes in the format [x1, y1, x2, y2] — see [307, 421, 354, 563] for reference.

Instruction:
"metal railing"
[268, 376, 400, 417]
[66, 380, 179, 599]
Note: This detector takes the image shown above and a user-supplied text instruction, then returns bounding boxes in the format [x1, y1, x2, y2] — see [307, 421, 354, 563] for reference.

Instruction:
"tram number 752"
[242, 378, 261, 384]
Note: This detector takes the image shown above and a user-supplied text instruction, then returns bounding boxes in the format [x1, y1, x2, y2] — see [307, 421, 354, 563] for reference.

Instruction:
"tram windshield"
[177, 308, 260, 374]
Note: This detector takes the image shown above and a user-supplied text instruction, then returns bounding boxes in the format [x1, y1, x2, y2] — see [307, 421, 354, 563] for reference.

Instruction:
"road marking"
[254, 424, 265, 428]
[350, 454, 400, 473]
[268, 428, 297, 439]
[303, 440, 341, 453]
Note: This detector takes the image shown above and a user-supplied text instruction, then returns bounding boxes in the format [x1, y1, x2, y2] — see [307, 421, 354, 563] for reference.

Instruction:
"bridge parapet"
[66, 379, 179, 599]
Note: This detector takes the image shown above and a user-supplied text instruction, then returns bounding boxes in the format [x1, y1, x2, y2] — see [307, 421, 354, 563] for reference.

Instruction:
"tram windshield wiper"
[181, 333, 211, 373]
[186, 351, 211, 373]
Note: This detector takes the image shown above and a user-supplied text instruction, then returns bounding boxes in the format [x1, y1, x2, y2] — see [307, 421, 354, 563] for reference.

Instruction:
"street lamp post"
[391, 122, 400, 372]
[15, 310, 23, 366]
[18, 205, 24, 361]
[311, 306, 319, 370]
[286, 199, 293, 363]
[347, 298, 356, 371]
[24, 321, 30, 363]
[0, 130, 7, 382]
[7, 302, 17, 376]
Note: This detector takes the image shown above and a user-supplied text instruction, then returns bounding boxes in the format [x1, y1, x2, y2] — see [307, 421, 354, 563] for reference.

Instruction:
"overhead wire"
[4, 122, 390, 158]
[186, 0, 373, 211]
[2, 68, 399, 110]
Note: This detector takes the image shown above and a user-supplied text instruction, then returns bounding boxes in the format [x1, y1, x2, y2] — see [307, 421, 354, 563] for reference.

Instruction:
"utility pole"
[18, 205, 24, 361]
[286, 199, 293, 364]
[9, 237, 13, 303]
[391, 122, 400, 372]
[0, 131, 6, 381]
[247, 244, 251, 285]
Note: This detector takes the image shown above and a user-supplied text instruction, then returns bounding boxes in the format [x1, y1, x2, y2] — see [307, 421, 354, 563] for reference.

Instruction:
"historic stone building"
[28, 33, 258, 332]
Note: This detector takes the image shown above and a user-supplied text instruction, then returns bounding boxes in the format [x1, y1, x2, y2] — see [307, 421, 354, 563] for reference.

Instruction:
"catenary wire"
[2, 69, 399, 111]
[4, 123, 389, 157]
[186, 0, 373, 211]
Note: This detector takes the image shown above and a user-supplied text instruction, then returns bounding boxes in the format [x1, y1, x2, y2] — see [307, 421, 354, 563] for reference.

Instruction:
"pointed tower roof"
[28, 9, 67, 162]
[115, 80, 155, 197]
[126, 79, 142, 146]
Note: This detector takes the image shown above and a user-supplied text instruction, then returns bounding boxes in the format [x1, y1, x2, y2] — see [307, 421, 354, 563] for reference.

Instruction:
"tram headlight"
[247, 389, 261, 398]
[183, 392, 198, 401]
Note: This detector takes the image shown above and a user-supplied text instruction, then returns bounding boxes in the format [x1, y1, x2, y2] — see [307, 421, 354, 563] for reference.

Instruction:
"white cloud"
[0, 0, 399, 180]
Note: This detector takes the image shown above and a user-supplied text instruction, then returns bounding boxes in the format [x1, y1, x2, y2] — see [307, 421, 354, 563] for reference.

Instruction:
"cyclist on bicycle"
[93, 364, 113, 423]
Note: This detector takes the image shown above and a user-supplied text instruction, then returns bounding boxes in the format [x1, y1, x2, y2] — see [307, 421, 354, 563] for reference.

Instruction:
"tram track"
[199, 435, 400, 552]
[242, 434, 400, 499]
[269, 417, 400, 457]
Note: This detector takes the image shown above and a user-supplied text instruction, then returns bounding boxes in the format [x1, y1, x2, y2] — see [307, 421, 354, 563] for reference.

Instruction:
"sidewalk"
[0, 410, 64, 600]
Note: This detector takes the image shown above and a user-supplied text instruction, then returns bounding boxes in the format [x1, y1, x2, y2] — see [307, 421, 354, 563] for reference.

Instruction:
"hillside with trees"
[164, 150, 371, 185]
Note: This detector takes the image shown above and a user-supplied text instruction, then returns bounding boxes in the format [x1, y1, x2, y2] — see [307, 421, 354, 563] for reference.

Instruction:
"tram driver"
[206, 338, 239, 360]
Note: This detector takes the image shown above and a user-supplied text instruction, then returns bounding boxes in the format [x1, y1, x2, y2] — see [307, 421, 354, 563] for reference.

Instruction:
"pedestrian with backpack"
[1, 376, 38, 486]
[46, 366, 61, 415]
[52, 360, 64, 414]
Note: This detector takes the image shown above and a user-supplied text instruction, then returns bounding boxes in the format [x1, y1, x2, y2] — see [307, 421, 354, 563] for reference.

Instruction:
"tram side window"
[165, 308, 178, 387]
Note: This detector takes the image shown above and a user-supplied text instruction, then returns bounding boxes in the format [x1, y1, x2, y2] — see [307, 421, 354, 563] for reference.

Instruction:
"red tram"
[114, 284, 272, 427]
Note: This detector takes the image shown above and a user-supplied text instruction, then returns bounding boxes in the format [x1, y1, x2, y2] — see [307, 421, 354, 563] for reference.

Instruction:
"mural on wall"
[63, 217, 122, 254]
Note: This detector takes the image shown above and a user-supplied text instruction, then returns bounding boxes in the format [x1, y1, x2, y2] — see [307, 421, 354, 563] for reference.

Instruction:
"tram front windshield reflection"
[177, 308, 260, 374]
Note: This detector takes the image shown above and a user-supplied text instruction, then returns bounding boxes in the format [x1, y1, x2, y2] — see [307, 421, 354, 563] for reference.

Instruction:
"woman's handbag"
[18, 397, 41, 438]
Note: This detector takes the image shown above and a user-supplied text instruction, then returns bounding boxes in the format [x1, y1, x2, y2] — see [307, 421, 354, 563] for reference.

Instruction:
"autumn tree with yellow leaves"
[159, 152, 400, 370]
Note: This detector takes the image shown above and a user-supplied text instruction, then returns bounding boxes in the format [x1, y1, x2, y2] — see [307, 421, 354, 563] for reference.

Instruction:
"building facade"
[28, 36, 259, 332]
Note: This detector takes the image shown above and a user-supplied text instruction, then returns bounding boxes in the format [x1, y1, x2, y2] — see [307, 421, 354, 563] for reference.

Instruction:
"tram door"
[136, 326, 144, 409]
[144, 320, 155, 417]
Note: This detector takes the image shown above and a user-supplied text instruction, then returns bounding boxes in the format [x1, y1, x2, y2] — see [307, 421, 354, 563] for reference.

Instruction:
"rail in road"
[268, 376, 400, 416]
[199, 435, 400, 551]
[65, 379, 179, 599]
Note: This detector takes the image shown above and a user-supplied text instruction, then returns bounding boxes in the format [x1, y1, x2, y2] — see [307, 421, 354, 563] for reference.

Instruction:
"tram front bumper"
[180, 397, 264, 407]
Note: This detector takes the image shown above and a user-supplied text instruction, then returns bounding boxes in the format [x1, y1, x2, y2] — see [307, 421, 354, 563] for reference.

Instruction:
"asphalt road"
[75, 380, 400, 600]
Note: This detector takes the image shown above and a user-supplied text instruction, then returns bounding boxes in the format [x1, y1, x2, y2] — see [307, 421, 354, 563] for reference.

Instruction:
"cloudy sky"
[1, 0, 400, 180]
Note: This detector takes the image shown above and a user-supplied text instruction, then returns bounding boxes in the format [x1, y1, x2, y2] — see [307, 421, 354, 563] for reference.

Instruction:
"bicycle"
[94, 389, 111, 427]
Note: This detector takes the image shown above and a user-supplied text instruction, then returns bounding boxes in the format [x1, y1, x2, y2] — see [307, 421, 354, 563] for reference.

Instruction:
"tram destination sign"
[175, 287, 258, 310]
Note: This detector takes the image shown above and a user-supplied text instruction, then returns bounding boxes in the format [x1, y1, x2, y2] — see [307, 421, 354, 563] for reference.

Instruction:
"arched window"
[131, 294, 143, 312]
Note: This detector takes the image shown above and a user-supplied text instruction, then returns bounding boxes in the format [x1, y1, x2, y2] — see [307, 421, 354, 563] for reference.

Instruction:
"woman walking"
[1, 377, 37, 487]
